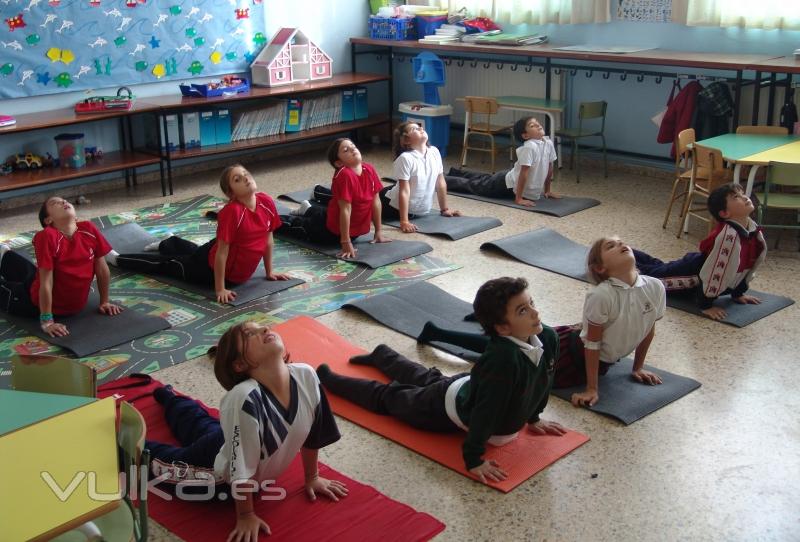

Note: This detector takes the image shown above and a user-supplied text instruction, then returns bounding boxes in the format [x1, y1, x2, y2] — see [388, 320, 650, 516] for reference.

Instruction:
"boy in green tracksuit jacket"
[317, 276, 567, 484]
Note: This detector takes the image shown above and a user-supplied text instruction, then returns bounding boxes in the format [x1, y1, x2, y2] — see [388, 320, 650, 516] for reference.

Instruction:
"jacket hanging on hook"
[657, 80, 703, 159]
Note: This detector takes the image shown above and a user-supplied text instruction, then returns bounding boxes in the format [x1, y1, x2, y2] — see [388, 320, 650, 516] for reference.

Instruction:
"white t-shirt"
[214, 363, 339, 484]
[580, 275, 666, 363]
[386, 145, 443, 215]
[505, 137, 557, 201]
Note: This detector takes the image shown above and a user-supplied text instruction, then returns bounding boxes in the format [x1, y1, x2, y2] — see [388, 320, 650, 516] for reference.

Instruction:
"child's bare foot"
[544, 191, 562, 199]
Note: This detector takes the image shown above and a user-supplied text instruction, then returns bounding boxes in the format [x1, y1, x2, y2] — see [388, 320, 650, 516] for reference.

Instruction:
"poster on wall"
[0, 0, 266, 99]
[617, 0, 672, 23]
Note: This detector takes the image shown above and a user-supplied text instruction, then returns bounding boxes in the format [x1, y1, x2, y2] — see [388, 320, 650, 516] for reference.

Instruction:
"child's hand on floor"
[399, 221, 418, 233]
[733, 294, 761, 305]
[227, 512, 270, 542]
[305, 476, 348, 502]
[370, 232, 392, 244]
[98, 302, 123, 316]
[216, 288, 238, 304]
[469, 460, 508, 484]
[631, 369, 663, 386]
[701, 306, 727, 320]
[571, 389, 599, 407]
[338, 241, 358, 259]
[266, 272, 292, 281]
[514, 198, 536, 207]
[527, 419, 567, 436]
[440, 208, 462, 217]
[544, 191, 562, 199]
[42, 322, 69, 337]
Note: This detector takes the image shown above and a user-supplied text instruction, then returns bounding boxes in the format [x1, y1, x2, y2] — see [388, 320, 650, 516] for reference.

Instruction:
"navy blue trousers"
[117, 236, 217, 286]
[0, 249, 39, 317]
[633, 248, 705, 278]
[445, 167, 514, 198]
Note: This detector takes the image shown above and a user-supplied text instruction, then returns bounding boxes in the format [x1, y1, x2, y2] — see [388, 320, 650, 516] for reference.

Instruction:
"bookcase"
[0, 72, 390, 201]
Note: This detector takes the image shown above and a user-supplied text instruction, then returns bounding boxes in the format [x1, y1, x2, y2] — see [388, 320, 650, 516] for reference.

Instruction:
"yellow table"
[738, 140, 800, 194]
[0, 391, 119, 541]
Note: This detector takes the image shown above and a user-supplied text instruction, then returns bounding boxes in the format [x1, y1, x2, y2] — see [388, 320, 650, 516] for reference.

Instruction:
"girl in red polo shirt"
[280, 138, 389, 259]
[115, 164, 290, 304]
[0, 196, 121, 337]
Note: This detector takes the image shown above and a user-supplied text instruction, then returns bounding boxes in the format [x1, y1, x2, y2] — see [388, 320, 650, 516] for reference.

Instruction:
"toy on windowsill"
[74, 87, 135, 114]
[179, 75, 250, 97]
[250, 28, 332, 87]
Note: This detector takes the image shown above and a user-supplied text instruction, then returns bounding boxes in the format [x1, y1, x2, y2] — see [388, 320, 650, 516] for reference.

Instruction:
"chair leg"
[574, 140, 581, 183]
[460, 133, 469, 167]
[601, 135, 608, 178]
[662, 178, 684, 229]
[489, 134, 496, 173]
[676, 186, 694, 239]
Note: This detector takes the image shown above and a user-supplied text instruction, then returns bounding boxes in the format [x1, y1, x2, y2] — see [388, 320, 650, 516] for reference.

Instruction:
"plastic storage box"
[398, 102, 453, 157]
[179, 79, 250, 98]
[54, 133, 86, 168]
[368, 17, 416, 40]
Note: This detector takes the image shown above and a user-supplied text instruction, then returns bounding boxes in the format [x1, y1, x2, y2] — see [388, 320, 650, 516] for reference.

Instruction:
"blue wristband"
[39, 312, 54, 322]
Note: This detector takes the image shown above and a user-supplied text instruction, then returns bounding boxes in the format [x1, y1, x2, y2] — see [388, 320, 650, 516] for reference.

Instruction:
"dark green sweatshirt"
[456, 325, 558, 470]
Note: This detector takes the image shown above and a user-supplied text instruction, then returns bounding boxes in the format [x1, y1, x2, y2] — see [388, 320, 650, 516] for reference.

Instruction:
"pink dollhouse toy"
[250, 27, 332, 87]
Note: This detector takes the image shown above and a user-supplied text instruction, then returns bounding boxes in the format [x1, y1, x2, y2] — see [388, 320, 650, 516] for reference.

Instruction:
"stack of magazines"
[462, 31, 547, 46]
[232, 101, 287, 141]
[299, 93, 342, 131]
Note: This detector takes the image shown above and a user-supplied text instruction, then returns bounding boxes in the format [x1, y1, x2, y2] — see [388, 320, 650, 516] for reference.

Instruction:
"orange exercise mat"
[275, 316, 590, 493]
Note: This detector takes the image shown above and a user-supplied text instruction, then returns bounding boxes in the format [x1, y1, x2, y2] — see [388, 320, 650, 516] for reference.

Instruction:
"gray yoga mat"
[550, 358, 701, 425]
[104, 222, 305, 306]
[278, 234, 433, 269]
[480, 228, 591, 281]
[482, 228, 793, 327]
[343, 281, 484, 361]
[2, 290, 170, 358]
[384, 213, 502, 241]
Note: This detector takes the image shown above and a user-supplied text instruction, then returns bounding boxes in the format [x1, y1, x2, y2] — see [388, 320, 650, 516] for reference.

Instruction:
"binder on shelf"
[285, 99, 302, 132]
[354, 86, 368, 120]
[199, 110, 216, 146]
[341, 89, 354, 122]
[216, 108, 232, 145]
[180, 112, 200, 149]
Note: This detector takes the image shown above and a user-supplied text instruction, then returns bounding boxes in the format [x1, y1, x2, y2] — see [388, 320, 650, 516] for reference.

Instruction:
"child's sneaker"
[290, 200, 312, 216]
[143, 234, 173, 252]
[105, 249, 120, 267]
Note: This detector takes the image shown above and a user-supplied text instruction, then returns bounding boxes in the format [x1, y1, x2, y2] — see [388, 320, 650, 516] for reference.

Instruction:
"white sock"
[290, 200, 312, 216]
[105, 249, 119, 267]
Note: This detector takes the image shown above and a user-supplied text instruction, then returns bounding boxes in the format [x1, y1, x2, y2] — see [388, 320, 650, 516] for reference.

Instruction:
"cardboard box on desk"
[180, 112, 200, 149]
[199, 110, 217, 146]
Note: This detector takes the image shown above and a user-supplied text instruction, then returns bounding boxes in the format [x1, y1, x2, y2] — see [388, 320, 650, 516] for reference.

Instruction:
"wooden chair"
[460, 96, 514, 172]
[11, 354, 96, 397]
[53, 401, 150, 542]
[677, 143, 732, 238]
[755, 161, 800, 241]
[555, 100, 608, 183]
[735, 125, 789, 135]
[663, 128, 709, 229]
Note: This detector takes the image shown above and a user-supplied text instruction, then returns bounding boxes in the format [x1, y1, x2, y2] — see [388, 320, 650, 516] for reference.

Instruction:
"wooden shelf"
[0, 151, 160, 193]
[0, 102, 160, 134]
[166, 114, 391, 160]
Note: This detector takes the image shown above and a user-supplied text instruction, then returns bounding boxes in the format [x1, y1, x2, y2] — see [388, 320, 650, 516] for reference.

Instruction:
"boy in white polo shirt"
[445, 116, 559, 206]
[567, 236, 667, 408]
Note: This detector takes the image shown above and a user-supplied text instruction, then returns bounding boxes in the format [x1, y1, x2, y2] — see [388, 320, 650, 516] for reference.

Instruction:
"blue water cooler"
[398, 52, 452, 156]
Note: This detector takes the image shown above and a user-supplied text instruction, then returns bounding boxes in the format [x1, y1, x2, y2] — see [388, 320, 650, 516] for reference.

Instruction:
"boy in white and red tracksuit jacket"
[633, 183, 766, 320]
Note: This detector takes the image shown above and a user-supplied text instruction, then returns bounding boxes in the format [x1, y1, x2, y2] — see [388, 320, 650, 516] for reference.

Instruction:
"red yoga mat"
[98, 374, 445, 542]
[274, 316, 590, 493]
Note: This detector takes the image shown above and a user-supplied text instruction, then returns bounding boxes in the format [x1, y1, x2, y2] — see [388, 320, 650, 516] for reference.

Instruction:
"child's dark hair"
[392, 121, 426, 159]
[707, 183, 744, 222]
[327, 138, 348, 169]
[219, 164, 245, 198]
[473, 277, 529, 336]
[38, 197, 55, 228]
[513, 117, 535, 144]
[208, 321, 291, 391]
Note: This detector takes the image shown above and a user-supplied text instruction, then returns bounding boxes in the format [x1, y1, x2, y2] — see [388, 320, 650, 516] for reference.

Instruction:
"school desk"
[0, 390, 120, 541]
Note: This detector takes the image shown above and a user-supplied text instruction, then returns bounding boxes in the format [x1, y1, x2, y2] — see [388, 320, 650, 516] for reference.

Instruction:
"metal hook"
[538, 66, 546, 74]
[524, 64, 533, 73]
[444, 58, 452, 66]
[396, 55, 404, 63]
[655, 75, 663, 84]
[554, 68, 562, 75]
[470, 59, 478, 68]
[496, 62, 504, 70]
[457, 59, 465, 67]
[510, 63, 518, 71]
[620, 72, 628, 81]
[602, 71, 611, 79]
[636, 74, 645, 82]
[585, 70, 593, 78]
[483, 61, 491, 69]
[569, 68, 577, 76]
[376, 55, 382, 62]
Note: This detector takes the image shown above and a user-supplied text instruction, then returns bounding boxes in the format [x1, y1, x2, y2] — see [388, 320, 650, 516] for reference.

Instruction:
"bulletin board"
[617, 0, 672, 22]
[0, 0, 267, 99]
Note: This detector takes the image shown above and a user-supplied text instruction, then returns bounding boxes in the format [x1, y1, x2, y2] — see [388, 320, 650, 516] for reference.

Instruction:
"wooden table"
[0, 390, 120, 541]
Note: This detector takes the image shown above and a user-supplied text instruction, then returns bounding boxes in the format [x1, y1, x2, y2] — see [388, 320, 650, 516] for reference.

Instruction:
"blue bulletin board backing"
[0, 0, 266, 99]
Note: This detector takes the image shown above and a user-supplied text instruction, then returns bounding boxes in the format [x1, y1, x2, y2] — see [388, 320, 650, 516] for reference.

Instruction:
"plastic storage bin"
[54, 133, 86, 168]
[368, 17, 416, 40]
[399, 102, 453, 157]
[415, 11, 448, 37]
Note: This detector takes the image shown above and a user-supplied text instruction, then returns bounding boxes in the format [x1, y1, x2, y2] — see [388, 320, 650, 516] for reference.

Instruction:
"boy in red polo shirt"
[0, 196, 121, 337]
[115, 164, 290, 304]
[279, 138, 390, 259]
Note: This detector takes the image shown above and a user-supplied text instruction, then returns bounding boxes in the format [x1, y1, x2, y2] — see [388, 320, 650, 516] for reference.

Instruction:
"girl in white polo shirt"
[568, 236, 667, 407]
[381, 121, 461, 233]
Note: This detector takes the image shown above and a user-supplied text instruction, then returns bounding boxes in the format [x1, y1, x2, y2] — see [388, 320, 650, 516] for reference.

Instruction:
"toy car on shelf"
[12, 153, 43, 169]
[75, 96, 134, 114]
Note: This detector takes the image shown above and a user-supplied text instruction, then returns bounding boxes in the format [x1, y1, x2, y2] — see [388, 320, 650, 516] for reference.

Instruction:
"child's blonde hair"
[586, 237, 614, 285]
[392, 121, 428, 159]
[218, 164, 246, 198]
